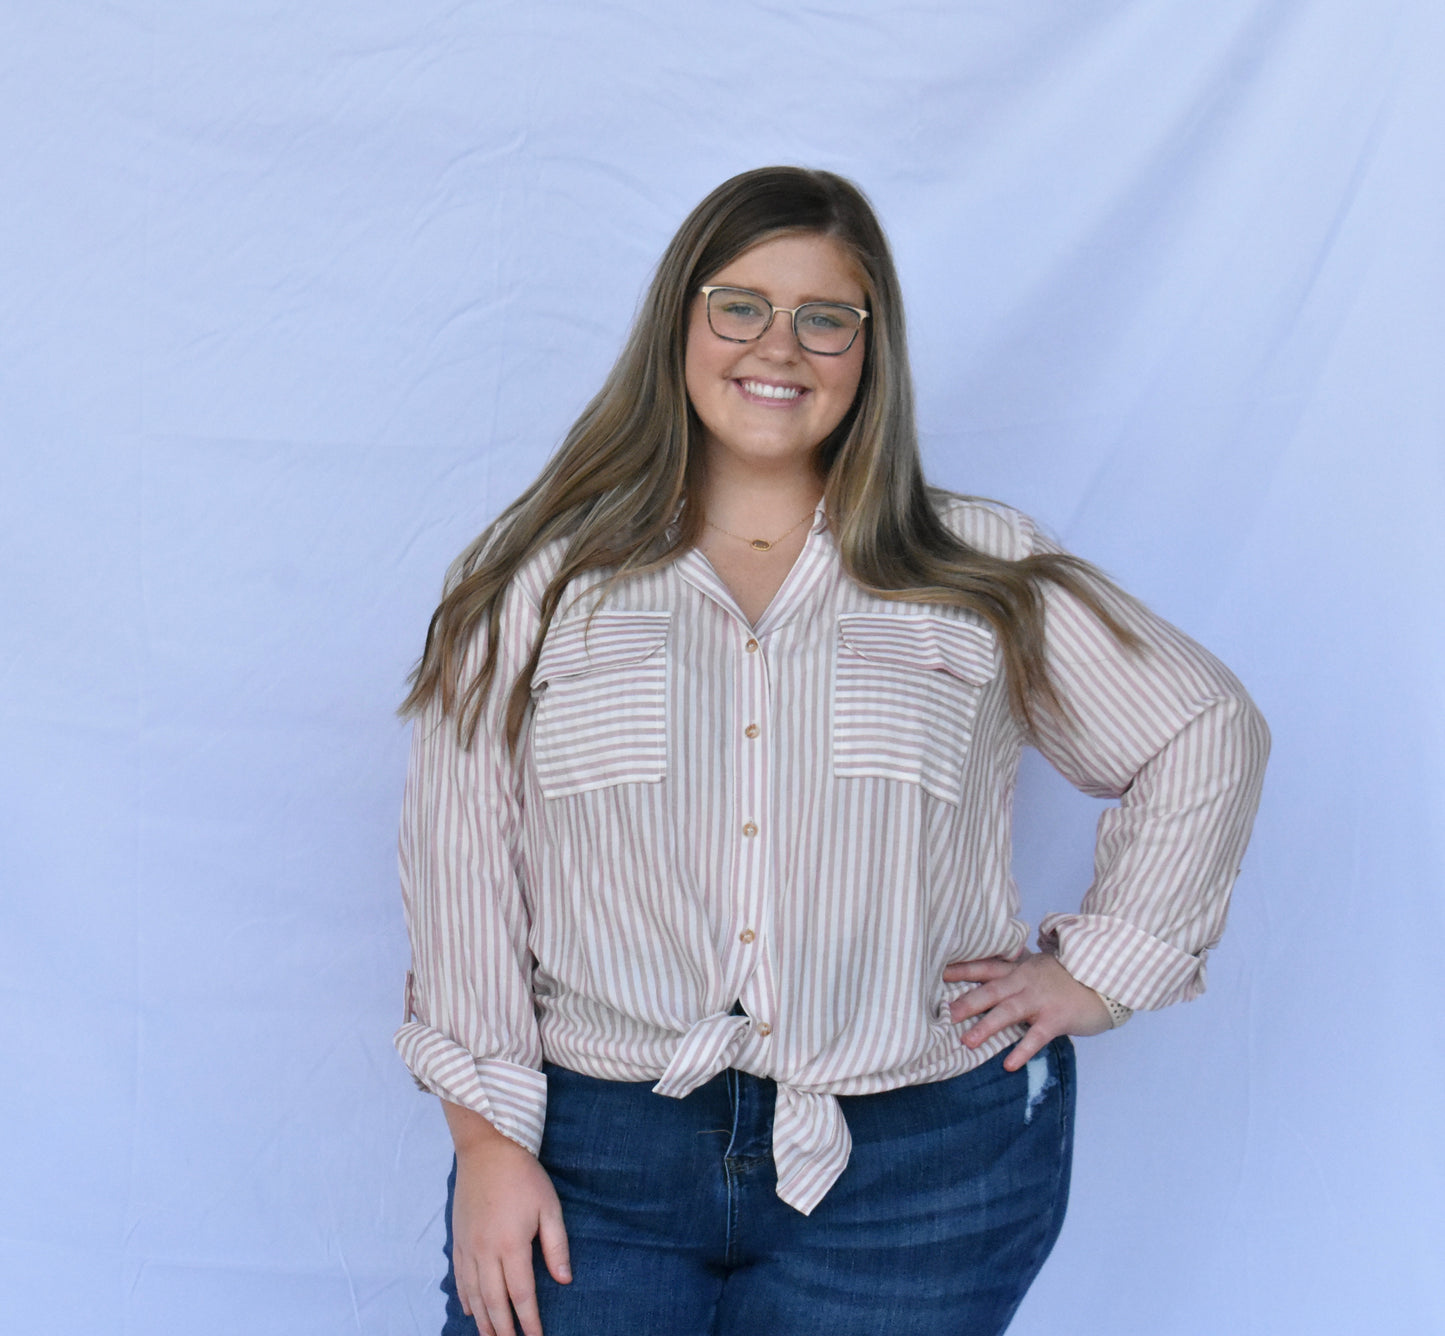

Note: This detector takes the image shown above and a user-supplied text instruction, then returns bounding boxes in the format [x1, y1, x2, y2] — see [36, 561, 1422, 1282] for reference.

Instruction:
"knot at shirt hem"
[651, 1011, 853, 1215]
[651, 1010, 751, 1098]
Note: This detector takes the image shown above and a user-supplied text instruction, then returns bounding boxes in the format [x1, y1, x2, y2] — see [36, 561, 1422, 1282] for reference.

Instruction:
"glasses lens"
[707, 288, 772, 341]
[794, 303, 862, 354]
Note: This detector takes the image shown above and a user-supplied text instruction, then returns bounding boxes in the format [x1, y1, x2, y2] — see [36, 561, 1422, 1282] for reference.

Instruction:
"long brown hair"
[401, 166, 1134, 745]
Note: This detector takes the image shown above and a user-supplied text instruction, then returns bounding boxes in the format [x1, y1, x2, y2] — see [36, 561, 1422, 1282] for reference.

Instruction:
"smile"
[738, 379, 804, 401]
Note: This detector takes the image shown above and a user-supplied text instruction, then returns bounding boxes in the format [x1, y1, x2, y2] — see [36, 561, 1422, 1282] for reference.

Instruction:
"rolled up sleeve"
[1026, 537, 1270, 1011]
[393, 587, 547, 1154]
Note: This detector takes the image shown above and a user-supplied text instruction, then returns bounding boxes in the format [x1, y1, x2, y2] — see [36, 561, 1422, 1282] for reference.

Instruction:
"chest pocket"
[531, 611, 671, 799]
[833, 613, 999, 806]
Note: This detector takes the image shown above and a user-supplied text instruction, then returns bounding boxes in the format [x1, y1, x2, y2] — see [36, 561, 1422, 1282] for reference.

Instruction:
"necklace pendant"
[750, 538, 773, 551]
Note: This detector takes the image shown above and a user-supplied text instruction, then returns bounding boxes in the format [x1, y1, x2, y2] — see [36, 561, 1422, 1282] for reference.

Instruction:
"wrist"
[442, 1099, 517, 1157]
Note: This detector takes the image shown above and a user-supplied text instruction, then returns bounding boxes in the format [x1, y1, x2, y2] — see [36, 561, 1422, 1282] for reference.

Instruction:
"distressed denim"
[442, 1037, 1074, 1335]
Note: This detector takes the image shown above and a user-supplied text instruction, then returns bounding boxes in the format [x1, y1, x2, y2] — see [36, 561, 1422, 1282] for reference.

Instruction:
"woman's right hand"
[442, 1100, 572, 1336]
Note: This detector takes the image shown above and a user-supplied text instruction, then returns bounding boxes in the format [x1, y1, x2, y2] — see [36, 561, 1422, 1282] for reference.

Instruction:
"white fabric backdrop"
[3, 1, 1442, 1332]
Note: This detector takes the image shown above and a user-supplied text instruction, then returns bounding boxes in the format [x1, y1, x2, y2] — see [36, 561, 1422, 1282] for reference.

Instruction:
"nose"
[755, 310, 802, 358]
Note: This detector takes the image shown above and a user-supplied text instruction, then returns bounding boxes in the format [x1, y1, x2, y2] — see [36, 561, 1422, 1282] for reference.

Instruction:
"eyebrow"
[710, 283, 867, 307]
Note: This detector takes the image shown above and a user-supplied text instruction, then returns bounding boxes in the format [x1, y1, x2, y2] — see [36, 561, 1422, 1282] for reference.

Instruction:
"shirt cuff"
[393, 1022, 547, 1155]
[1037, 912, 1208, 1011]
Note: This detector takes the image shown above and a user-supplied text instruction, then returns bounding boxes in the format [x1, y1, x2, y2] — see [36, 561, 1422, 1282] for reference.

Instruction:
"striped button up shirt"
[395, 499, 1269, 1215]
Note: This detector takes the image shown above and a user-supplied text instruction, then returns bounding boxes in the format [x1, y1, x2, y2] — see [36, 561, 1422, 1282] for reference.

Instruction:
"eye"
[800, 306, 849, 330]
[719, 297, 766, 319]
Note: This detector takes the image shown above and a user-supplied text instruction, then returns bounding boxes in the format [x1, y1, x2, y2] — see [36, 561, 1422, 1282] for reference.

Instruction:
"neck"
[700, 458, 825, 536]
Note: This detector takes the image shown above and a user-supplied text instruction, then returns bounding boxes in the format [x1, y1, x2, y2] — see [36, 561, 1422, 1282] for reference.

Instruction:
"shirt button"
[738, 928, 756, 945]
[744, 723, 760, 739]
[756, 1022, 772, 1037]
[745, 638, 759, 653]
[741, 822, 758, 837]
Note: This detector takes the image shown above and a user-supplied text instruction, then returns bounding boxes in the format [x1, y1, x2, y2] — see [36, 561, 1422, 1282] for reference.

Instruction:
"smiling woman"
[393, 166, 1269, 1336]
[686, 232, 868, 621]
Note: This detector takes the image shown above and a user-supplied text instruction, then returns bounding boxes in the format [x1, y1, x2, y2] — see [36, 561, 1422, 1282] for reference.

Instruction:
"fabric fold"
[651, 1011, 752, 1098]
[1037, 912, 1210, 1010]
[772, 1086, 853, 1216]
[394, 1022, 547, 1155]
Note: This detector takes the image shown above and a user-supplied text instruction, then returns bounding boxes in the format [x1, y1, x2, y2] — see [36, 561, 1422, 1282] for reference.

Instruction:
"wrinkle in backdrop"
[1, 1, 1442, 1333]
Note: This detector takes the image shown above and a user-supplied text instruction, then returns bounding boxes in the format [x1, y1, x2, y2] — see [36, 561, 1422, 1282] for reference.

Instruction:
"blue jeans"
[443, 1038, 1074, 1335]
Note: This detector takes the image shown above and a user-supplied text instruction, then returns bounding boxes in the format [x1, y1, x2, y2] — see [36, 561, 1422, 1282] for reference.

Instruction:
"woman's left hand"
[944, 950, 1113, 1071]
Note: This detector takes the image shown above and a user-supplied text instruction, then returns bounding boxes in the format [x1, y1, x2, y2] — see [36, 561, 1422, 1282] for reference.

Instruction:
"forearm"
[1039, 691, 1270, 1007]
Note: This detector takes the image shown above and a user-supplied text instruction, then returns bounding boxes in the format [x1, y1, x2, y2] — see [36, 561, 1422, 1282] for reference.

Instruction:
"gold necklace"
[705, 509, 815, 552]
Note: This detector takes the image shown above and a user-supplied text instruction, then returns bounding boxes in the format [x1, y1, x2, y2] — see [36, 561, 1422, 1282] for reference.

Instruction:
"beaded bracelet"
[1095, 991, 1134, 1028]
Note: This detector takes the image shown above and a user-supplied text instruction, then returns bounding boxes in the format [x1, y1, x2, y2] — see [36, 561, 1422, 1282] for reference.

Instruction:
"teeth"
[741, 380, 802, 400]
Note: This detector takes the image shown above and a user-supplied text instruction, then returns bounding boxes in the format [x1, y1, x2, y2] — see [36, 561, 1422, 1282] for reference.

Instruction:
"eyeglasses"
[699, 286, 869, 356]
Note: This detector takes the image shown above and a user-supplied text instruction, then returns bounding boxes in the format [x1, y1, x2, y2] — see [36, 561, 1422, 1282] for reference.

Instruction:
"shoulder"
[500, 533, 654, 631]
[931, 492, 1046, 562]
[443, 534, 569, 672]
[502, 535, 570, 614]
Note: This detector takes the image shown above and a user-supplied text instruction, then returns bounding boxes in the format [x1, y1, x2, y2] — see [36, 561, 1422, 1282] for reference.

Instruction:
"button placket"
[729, 625, 772, 1020]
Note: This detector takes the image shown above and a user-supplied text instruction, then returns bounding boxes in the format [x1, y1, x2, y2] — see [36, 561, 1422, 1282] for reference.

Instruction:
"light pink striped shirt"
[395, 499, 1269, 1214]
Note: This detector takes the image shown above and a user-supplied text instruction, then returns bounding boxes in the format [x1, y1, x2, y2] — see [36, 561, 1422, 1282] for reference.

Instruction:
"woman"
[395, 166, 1268, 1336]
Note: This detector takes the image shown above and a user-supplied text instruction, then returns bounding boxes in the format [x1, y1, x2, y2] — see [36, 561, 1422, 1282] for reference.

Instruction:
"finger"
[500, 1247, 541, 1336]
[942, 957, 1017, 983]
[949, 969, 1035, 1023]
[454, 1255, 478, 1317]
[478, 1259, 518, 1336]
[961, 995, 1033, 1048]
[948, 984, 1002, 1024]
[462, 1269, 496, 1336]
[1001, 1021, 1057, 1071]
[538, 1204, 572, 1285]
